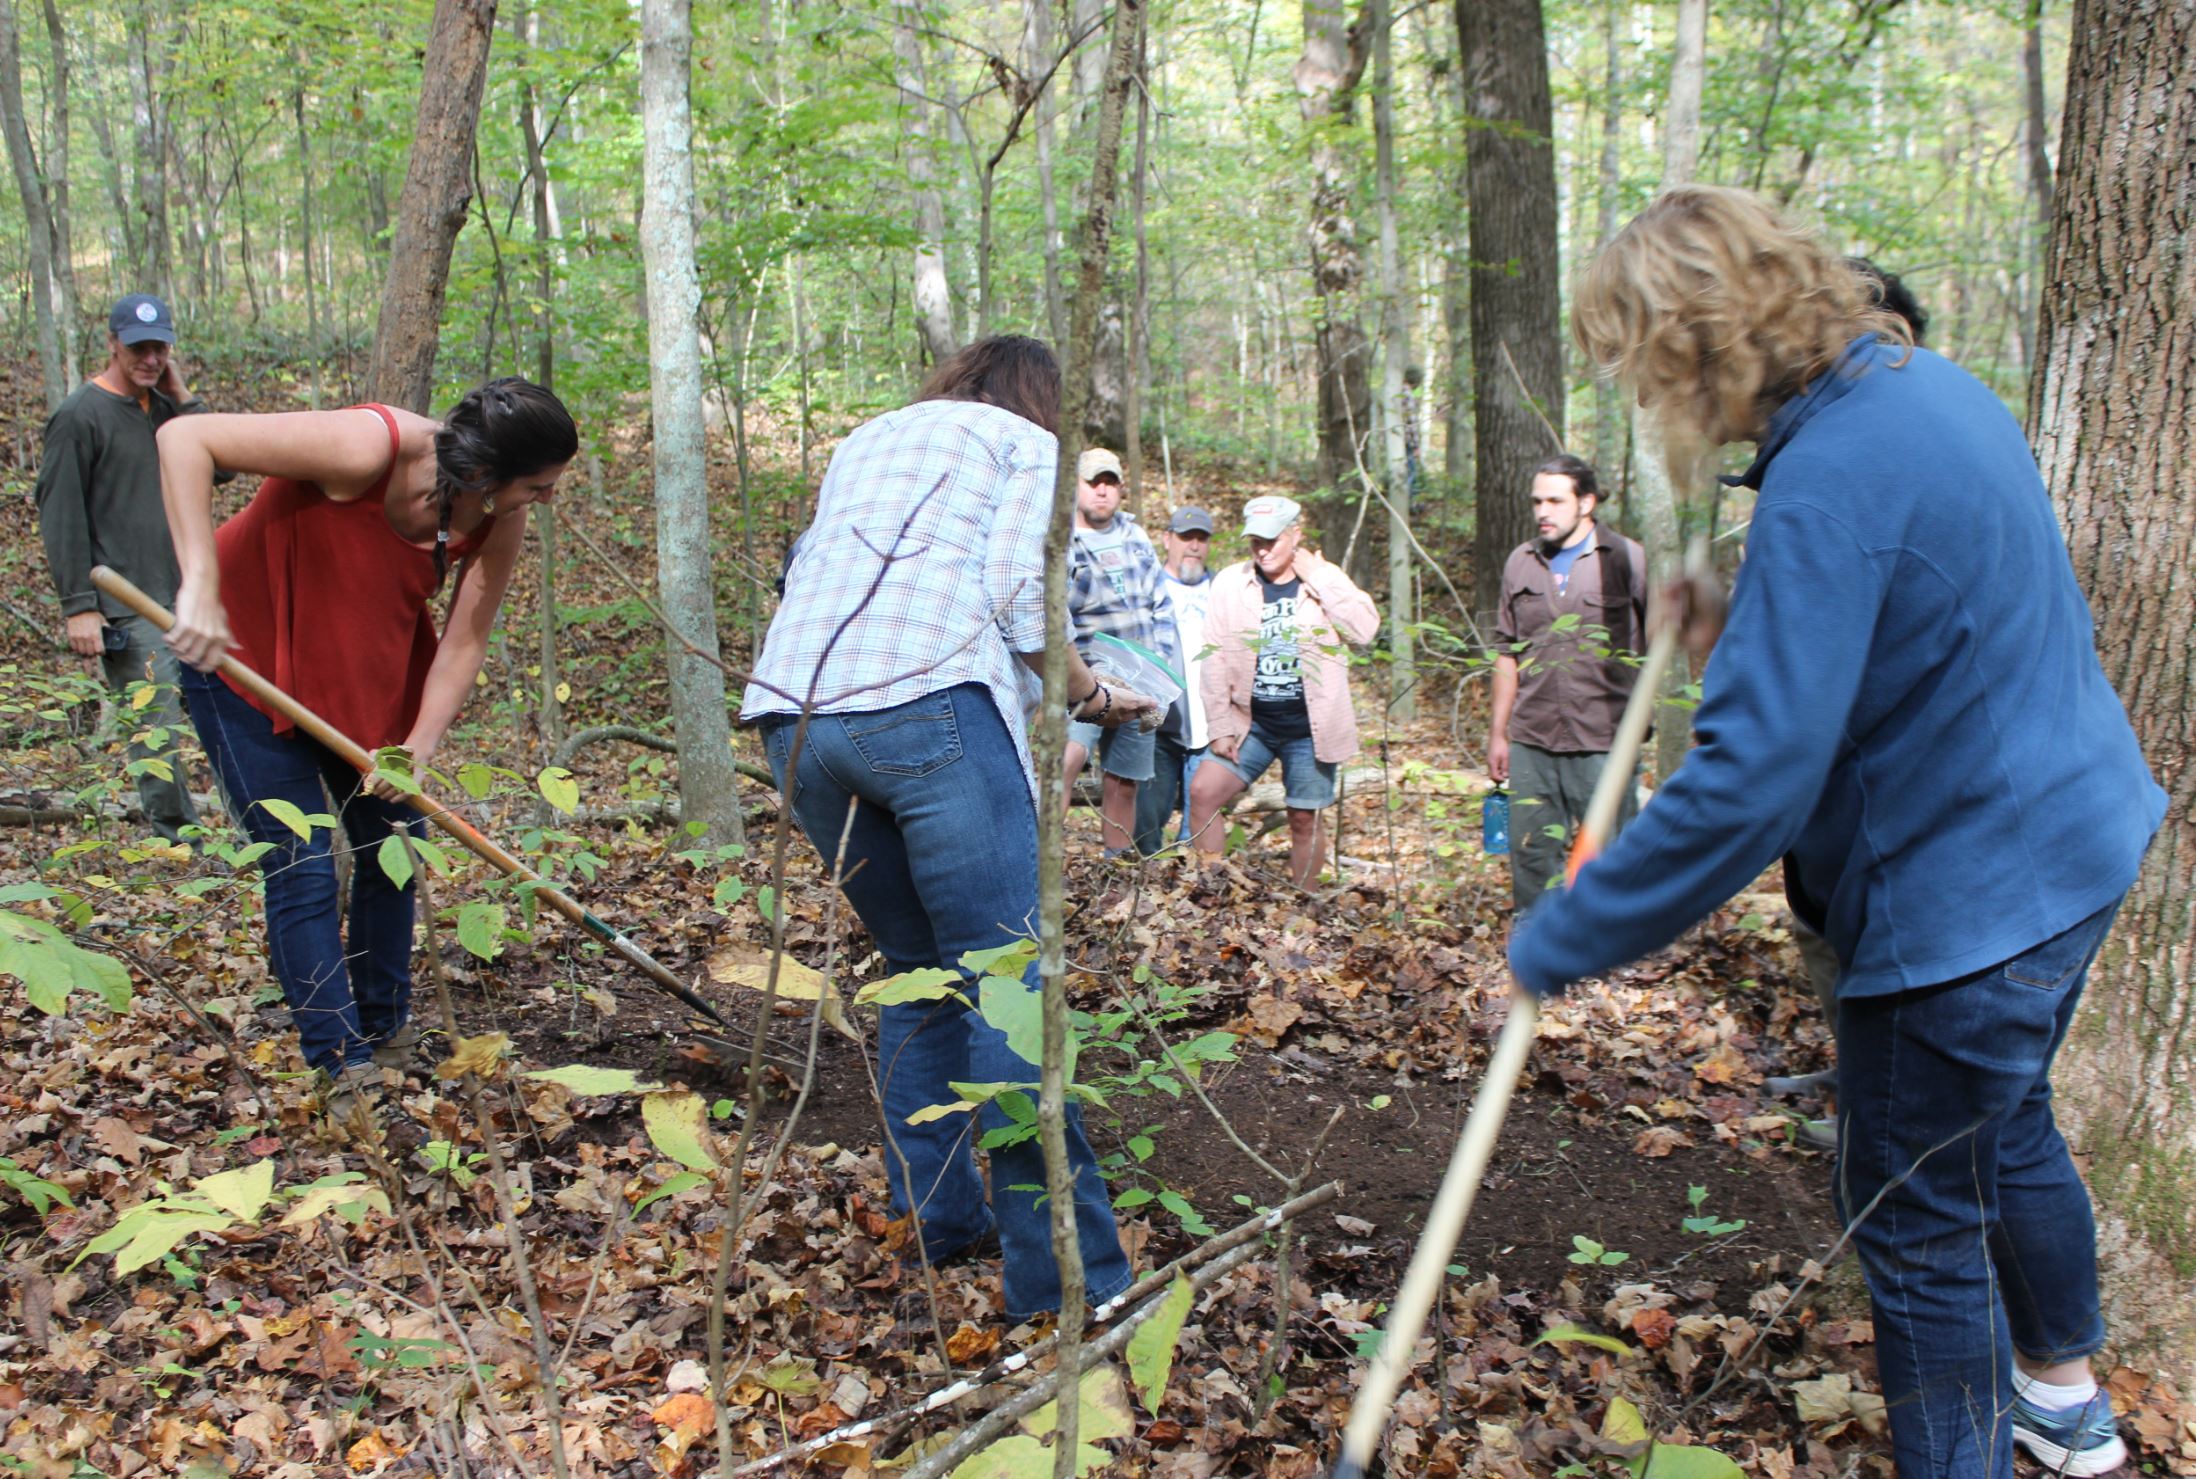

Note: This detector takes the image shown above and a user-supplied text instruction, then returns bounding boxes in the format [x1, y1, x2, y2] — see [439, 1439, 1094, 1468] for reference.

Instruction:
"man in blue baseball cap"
[35, 293, 212, 843]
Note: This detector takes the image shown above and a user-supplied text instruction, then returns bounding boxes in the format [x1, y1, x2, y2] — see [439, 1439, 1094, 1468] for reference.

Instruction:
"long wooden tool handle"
[1329, 997, 1540, 1479]
[91, 565, 730, 1028]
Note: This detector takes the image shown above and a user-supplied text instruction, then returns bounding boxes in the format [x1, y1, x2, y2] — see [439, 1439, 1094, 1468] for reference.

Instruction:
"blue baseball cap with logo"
[109, 294, 176, 347]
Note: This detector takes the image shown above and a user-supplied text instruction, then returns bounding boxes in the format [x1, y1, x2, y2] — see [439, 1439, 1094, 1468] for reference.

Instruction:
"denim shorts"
[1067, 714, 1157, 781]
[1216, 723, 1336, 809]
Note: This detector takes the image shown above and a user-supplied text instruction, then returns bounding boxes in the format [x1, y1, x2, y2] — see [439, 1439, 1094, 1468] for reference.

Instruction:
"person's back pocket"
[2001, 900, 2122, 990]
[845, 693, 964, 777]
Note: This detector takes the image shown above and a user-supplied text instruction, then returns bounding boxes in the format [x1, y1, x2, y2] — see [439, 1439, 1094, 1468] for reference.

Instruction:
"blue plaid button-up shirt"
[740, 398, 1056, 797]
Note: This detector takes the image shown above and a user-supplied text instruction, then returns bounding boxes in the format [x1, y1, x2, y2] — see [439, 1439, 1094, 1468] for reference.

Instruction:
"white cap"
[1242, 495, 1302, 540]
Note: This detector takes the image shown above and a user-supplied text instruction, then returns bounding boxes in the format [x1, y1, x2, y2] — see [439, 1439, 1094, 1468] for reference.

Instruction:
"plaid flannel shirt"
[741, 399, 1056, 797]
[1068, 512, 1181, 680]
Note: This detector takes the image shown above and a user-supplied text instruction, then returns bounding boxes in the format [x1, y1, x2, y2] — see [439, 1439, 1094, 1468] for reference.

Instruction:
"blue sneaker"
[2011, 1389, 2128, 1476]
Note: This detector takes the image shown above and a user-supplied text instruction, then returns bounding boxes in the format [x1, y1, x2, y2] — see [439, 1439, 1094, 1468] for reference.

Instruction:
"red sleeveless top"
[215, 405, 497, 750]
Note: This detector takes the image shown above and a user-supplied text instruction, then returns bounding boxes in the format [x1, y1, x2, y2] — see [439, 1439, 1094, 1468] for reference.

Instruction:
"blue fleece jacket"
[1509, 338, 2163, 998]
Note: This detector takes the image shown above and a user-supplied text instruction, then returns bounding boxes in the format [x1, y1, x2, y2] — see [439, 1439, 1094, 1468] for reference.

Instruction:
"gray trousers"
[99, 611, 202, 843]
[1508, 741, 1638, 907]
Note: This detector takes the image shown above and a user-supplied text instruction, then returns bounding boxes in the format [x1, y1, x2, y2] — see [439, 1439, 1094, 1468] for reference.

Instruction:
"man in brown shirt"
[1488, 454, 1649, 905]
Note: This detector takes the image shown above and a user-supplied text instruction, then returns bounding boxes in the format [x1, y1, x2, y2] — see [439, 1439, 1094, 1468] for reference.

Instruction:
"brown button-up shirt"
[1495, 525, 1649, 754]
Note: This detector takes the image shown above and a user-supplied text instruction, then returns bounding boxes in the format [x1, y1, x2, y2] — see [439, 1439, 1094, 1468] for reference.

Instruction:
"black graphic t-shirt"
[1250, 575, 1313, 741]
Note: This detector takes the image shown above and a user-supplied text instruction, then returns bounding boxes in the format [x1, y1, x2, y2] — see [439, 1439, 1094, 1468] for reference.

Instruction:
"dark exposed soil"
[444, 932, 1845, 1323]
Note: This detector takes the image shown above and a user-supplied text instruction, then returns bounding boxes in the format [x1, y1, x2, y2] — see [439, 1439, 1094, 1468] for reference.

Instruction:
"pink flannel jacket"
[1200, 552, 1381, 765]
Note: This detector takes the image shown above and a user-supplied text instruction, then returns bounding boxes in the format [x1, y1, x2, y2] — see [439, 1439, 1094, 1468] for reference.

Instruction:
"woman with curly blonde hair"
[1511, 185, 2161, 1479]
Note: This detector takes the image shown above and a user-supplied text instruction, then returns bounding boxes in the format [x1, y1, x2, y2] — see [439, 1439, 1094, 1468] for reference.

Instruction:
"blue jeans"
[1131, 731, 1206, 855]
[181, 668, 419, 1075]
[1066, 713, 1156, 780]
[1835, 898, 2121, 1479]
[1215, 722, 1336, 809]
[760, 684, 1132, 1318]
[100, 612, 203, 843]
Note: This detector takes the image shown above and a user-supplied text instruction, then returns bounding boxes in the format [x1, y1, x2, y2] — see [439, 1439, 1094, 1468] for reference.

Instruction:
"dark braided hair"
[431, 377, 579, 583]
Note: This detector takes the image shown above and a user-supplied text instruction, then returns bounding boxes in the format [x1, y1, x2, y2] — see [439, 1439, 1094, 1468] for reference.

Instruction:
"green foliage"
[76, 1161, 388, 1278]
[1682, 1184, 1747, 1237]
[1568, 1234, 1631, 1267]
[0, 1156, 74, 1216]
[0, 910, 133, 1016]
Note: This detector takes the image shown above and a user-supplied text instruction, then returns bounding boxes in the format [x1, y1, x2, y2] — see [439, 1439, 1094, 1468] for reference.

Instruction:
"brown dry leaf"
[90, 1116, 147, 1165]
[344, 1432, 400, 1472]
[706, 948, 860, 1042]
[947, 1323, 1001, 1364]
[1244, 994, 1304, 1047]
[651, 1391, 713, 1435]
[1693, 1043, 1754, 1086]
[1632, 1126, 1694, 1158]
[1631, 1308, 1676, 1349]
[434, 1031, 513, 1082]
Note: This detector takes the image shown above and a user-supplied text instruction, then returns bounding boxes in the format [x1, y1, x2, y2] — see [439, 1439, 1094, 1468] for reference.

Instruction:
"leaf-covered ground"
[2, 359, 2190, 1478]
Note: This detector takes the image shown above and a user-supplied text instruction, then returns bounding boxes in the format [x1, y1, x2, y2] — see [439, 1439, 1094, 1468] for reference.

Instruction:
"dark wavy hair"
[1846, 257, 1930, 345]
[431, 377, 577, 581]
[1536, 452, 1601, 503]
[912, 335, 1062, 435]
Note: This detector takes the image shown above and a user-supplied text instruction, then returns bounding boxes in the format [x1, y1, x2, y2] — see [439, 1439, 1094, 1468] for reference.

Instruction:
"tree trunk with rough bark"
[363, 0, 498, 413]
[893, 2, 956, 365]
[0, 0, 62, 409]
[639, 0, 742, 847]
[1298, 0, 1374, 517]
[2028, 0, 2196, 1388]
[1459, 0, 1563, 613]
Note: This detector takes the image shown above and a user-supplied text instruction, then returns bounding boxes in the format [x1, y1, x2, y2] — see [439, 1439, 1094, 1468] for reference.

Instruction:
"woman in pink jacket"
[1188, 495, 1380, 884]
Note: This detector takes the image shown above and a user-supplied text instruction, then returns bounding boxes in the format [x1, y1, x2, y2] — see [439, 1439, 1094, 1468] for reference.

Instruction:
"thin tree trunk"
[1592, 0, 1623, 482]
[0, 0, 63, 410]
[364, 0, 498, 413]
[37, 0, 76, 387]
[1631, 0, 1705, 782]
[128, 4, 171, 303]
[1036, 6, 1145, 1473]
[1299, 0, 1375, 556]
[640, 0, 743, 846]
[1122, 27, 1151, 512]
[86, 68, 139, 280]
[893, 0, 955, 363]
[1459, 0, 1563, 612]
[2020, 0, 2054, 235]
[1371, 0, 1413, 719]
[516, 0, 564, 752]
[1025, 0, 1066, 343]
[2028, 0, 2196, 1390]
[293, 84, 323, 408]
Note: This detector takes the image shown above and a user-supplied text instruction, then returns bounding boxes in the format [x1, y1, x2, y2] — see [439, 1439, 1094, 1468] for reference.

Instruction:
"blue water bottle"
[1482, 787, 1510, 856]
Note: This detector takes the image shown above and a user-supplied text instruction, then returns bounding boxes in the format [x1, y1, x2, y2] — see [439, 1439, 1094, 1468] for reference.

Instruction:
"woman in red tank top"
[155, 379, 576, 1128]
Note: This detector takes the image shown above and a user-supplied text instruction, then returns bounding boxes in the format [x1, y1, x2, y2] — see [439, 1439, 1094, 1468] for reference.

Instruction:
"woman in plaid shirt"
[742, 336, 1153, 1319]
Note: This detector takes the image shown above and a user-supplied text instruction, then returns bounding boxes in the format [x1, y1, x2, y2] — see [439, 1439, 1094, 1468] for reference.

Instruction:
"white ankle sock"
[2014, 1369, 2098, 1412]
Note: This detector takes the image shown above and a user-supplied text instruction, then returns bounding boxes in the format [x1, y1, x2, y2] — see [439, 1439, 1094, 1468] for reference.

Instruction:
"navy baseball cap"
[110, 294, 176, 347]
[1168, 506, 1215, 535]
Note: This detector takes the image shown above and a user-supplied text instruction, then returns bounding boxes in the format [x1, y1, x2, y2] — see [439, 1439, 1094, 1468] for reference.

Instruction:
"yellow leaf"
[434, 1032, 513, 1082]
[554, 681, 572, 703]
[130, 685, 155, 711]
[194, 1160, 277, 1223]
[643, 1090, 718, 1170]
[707, 948, 861, 1044]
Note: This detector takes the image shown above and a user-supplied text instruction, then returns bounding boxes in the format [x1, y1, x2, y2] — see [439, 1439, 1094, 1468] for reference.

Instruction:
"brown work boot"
[370, 1021, 423, 1072]
[320, 1068, 423, 1155]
